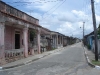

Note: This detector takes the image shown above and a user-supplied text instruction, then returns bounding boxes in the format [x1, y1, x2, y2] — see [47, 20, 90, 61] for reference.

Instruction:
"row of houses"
[84, 29, 100, 55]
[0, 1, 78, 65]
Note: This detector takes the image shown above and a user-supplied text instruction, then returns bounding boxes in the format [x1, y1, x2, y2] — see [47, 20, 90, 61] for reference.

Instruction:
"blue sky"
[2, 0, 100, 38]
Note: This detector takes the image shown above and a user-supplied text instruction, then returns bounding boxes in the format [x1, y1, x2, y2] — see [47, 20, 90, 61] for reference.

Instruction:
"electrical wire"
[41, 1, 62, 18]
[41, 0, 66, 20]
[6, 0, 64, 4]
[82, 0, 93, 35]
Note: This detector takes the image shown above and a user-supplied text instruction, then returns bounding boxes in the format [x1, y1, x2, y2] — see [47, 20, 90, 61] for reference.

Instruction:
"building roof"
[0, 1, 40, 27]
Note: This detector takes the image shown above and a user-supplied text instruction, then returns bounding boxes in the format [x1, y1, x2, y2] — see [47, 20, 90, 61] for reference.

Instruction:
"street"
[0, 43, 100, 75]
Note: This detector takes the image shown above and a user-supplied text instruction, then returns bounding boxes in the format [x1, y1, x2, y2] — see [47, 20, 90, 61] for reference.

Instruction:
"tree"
[30, 30, 36, 41]
[97, 24, 100, 39]
[98, 24, 100, 34]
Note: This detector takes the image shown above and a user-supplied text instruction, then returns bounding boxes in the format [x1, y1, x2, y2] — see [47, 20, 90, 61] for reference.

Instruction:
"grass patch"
[52, 48, 56, 50]
[91, 60, 100, 66]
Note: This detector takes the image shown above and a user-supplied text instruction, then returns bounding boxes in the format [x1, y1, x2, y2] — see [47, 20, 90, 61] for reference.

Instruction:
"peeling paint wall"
[5, 25, 23, 50]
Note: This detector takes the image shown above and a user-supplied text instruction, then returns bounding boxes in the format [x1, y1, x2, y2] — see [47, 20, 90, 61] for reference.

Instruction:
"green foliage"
[52, 48, 56, 50]
[30, 30, 36, 41]
[98, 24, 100, 28]
[98, 24, 100, 35]
[98, 35, 100, 39]
[87, 44, 91, 49]
[92, 60, 100, 66]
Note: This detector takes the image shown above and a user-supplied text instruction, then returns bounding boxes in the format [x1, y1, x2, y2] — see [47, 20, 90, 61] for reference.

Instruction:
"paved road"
[0, 43, 100, 75]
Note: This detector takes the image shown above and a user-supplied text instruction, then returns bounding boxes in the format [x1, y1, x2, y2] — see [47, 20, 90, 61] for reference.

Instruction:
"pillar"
[0, 22, 5, 64]
[31, 46, 34, 55]
[59, 35, 62, 47]
[53, 35, 54, 48]
[53, 35, 55, 48]
[54, 36, 55, 48]
[37, 28, 41, 54]
[60, 35, 61, 47]
[56, 34, 58, 48]
[23, 28, 28, 57]
[62, 36, 63, 47]
[51, 35, 53, 48]
[51, 35, 53, 49]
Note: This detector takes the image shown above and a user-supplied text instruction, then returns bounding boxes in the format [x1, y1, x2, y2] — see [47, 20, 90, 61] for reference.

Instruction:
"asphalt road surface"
[0, 43, 100, 75]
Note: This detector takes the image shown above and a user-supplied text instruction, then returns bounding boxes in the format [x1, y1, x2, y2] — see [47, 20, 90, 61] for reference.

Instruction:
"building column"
[51, 35, 53, 49]
[54, 36, 55, 48]
[53, 36, 55, 48]
[56, 34, 58, 48]
[37, 28, 41, 54]
[23, 27, 28, 57]
[52, 35, 53, 48]
[54, 36, 57, 48]
[60, 36, 62, 47]
[66, 37, 68, 46]
[0, 22, 5, 64]
[62, 36, 63, 47]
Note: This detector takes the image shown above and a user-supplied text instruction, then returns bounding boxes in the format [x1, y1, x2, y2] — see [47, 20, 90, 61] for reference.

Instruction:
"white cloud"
[28, 9, 96, 38]
[56, 9, 96, 38]
[11, 0, 100, 38]
[57, 12, 77, 23]
[22, 0, 63, 12]
[96, 15, 100, 25]
[95, 0, 100, 3]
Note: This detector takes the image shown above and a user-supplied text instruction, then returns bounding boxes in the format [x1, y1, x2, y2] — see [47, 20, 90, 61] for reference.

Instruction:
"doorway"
[15, 32, 20, 49]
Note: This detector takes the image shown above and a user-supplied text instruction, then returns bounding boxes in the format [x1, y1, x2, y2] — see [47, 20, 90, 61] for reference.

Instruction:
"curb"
[83, 47, 95, 68]
[0, 48, 63, 70]
[84, 48, 100, 70]
[2, 63, 25, 70]
[0, 54, 49, 70]
[0, 58, 39, 70]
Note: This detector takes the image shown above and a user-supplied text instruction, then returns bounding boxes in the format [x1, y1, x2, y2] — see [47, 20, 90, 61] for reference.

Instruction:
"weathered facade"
[57, 32, 64, 48]
[51, 31, 64, 49]
[51, 31, 58, 49]
[0, 1, 78, 65]
[40, 27, 52, 52]
[63, 36, 68, 47]
[0, 1, 41, 64]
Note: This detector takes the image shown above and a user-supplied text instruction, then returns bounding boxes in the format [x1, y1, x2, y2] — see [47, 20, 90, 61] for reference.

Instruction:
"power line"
[42, 1, 62, 18]
[82, 0, 90, 21]
[6, 0, 65, 8]
[5, 0, 66, 21]
[41, 0, 66, 20]
[13, 0, 64, 20]
[6, 0, 64, 4]
[7, 0, 65, 14]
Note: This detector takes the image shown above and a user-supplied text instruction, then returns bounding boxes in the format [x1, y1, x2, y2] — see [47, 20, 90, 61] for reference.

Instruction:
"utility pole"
[83, 22, 85, 46]
[91, 0, 98, 61]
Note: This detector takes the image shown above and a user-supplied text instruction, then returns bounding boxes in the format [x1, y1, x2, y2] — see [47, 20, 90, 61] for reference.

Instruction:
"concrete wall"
[63, 38, 67, 46]
[0, 23, 5, 65]
[5, 25, 23, 50]
[0, 1, 39, 26]
[92, 40, 100, 55]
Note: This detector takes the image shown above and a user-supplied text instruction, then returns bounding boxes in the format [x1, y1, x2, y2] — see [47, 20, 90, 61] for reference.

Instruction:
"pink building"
[0, 1, 41, 65]
[0, 1, 73, 65]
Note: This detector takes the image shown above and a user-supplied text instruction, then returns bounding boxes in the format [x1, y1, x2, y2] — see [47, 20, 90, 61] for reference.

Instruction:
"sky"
[2, 0, 100, 38]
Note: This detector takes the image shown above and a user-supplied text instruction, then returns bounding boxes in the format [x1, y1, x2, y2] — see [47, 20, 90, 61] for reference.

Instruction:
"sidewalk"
[0, 47, 66, 70]
[84, 47, 95, 61]
[84, 46, 100, 68]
